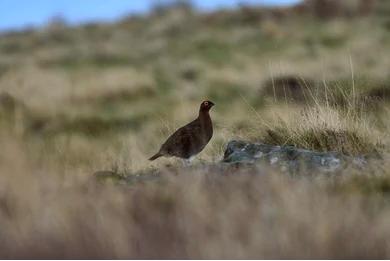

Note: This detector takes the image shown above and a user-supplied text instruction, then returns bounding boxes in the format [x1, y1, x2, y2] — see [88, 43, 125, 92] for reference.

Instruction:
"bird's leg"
[182, 157, 195, 167]
[182, 159, 191, 167]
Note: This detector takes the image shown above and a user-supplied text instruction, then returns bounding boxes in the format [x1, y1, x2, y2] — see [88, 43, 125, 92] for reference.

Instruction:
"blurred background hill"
[1, 0, 389, 163]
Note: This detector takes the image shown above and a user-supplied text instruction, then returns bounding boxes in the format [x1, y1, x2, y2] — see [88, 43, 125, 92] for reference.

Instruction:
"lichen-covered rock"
[223, 140, 366, 173]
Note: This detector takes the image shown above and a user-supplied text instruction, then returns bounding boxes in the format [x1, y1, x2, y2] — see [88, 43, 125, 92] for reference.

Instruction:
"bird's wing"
[160, 120, 202, 156]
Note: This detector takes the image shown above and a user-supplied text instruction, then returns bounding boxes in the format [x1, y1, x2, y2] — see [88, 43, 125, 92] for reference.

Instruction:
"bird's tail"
[149, 152, 162, 161]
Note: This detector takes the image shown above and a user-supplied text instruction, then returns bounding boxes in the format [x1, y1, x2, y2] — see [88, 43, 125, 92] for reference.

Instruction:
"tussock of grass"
[260, 75, 387, 109]
[261, 75, 316, 103]
[264, 127, 377, 156]
[365, 85, 390, 102]
[260, 106, 381, 156]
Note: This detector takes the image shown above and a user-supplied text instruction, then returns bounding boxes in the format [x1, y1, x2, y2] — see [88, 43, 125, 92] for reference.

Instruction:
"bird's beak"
[210, 102, 215, 107]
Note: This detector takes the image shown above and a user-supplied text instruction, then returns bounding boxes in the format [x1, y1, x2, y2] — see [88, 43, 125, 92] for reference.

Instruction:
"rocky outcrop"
[222, 140, 367, 174]
[94, 140, 371, 184]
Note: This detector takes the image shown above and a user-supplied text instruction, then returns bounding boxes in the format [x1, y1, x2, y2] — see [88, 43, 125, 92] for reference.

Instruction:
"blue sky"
[0, 0, 301, 32]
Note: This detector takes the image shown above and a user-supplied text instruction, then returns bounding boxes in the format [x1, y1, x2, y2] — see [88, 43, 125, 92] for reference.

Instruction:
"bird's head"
[199, 100, 215, 112]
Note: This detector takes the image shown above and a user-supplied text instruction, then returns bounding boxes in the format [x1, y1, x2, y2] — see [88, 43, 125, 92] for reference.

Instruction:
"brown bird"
[149, 100, 215, 164]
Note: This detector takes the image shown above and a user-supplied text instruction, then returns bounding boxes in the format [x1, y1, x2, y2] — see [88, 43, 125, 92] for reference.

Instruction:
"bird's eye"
[204, 102, 209, 106]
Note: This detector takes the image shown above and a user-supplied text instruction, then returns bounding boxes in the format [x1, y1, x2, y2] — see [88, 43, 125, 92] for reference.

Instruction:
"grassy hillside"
[0, 0, 390, 258]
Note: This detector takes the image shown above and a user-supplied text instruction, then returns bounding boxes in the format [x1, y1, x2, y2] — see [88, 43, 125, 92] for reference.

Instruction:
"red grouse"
[149, 100, 215, 163]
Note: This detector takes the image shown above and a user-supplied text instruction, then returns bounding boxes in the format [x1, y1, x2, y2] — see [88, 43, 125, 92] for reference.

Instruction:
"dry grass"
[3, 145, 390, 258]
[1, 133, 390, 259]
[260, 104, 382, 155]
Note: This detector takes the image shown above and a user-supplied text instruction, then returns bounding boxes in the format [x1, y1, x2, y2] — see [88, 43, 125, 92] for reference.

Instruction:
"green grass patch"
[39, 52, 135, 69]
[23, 111, 151, 137]
[205, 80, 252, 110]
[194, 38, 232, 66]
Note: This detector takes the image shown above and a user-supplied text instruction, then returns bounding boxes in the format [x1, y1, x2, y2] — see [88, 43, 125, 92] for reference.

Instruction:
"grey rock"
[222, 140, 366, 174]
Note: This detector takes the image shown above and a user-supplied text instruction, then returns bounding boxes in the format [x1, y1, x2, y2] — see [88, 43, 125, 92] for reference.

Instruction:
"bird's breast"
[199, 114, 213, 142]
